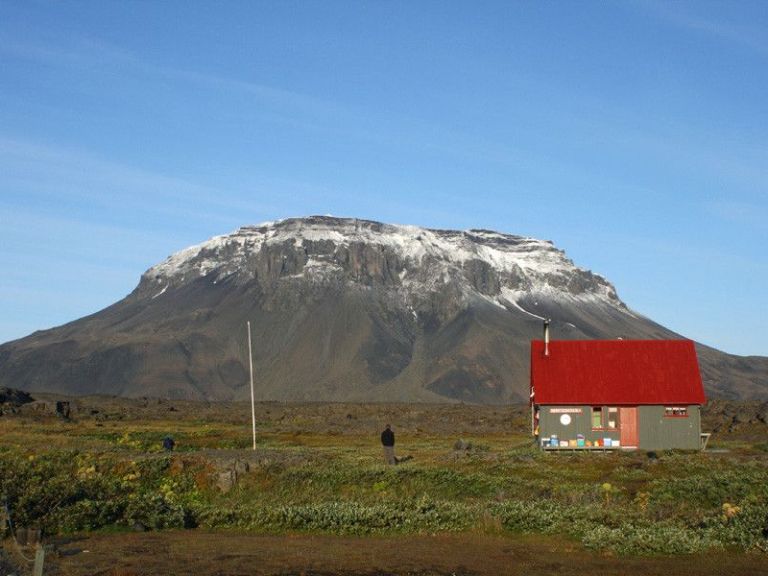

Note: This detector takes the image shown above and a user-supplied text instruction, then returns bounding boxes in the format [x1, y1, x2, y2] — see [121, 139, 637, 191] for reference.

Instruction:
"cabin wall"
[537, 404, 702, 450]
[537, 405, 619, 447]
[638, 405, 701, 450]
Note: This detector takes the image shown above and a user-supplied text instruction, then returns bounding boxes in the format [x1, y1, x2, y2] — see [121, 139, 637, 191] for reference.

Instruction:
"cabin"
[530, 336, 707, 451]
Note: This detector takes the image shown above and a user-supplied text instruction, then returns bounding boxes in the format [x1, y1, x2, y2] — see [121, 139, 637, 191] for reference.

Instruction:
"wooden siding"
[638, 405, 701, 450]
[538, 405, 619, 447]
[537, 404, 702, 450]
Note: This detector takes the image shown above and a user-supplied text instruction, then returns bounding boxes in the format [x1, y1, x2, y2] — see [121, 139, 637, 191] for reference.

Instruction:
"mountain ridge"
[1, 216, 766, 402]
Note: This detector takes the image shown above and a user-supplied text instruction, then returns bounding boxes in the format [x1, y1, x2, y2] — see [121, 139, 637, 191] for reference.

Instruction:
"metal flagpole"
[247, 321, 256, 450]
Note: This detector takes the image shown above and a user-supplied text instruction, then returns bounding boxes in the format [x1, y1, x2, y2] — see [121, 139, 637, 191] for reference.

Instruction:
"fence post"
[33, 543, 45, 576]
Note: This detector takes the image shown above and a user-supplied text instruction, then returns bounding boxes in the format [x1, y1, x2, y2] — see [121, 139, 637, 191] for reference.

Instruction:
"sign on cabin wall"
[549, 408, 583, 414]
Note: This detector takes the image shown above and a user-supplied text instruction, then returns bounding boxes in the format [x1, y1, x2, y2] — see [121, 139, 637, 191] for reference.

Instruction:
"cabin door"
[620, 407, 638, 447]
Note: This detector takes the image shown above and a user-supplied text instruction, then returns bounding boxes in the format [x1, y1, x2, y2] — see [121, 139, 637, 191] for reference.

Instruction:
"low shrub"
[580, 522, 717, 555]
[2, 442, 768, 556]
[193, 496, 473, 534]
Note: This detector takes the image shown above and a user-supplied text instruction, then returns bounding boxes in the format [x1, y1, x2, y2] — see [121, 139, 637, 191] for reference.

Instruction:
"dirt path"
[39, 531, 768, 576]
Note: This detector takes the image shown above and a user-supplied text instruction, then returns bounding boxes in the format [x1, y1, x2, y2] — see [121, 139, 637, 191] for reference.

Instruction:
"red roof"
[530, 339, 706, 405]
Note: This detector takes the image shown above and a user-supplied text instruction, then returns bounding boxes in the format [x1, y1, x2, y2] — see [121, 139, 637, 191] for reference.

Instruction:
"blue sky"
[1, 0, 766, 356]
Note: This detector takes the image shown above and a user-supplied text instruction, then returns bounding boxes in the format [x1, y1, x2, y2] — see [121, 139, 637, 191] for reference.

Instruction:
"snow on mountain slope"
[142, 216, 625, 312]
[4, 215, 764, 403]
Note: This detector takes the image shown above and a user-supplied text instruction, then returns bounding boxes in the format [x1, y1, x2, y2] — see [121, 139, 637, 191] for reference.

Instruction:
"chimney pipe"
[543, 319, 551, 357]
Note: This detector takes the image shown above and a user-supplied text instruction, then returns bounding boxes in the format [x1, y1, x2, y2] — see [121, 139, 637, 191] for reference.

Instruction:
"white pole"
[247, 321, 256, 451]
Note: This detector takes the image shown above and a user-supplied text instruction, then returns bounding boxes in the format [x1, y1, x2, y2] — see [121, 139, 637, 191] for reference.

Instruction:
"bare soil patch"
[41, 531, 768, 576]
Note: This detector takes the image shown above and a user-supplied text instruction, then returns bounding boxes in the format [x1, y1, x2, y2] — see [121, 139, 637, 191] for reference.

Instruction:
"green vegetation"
[2, 415, 768, 557]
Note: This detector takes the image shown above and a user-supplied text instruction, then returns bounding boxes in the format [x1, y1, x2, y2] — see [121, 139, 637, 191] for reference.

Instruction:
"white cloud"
[704, 200, 768, 230]
[0, 136, 274, 227]
[637, 0, 768, 58]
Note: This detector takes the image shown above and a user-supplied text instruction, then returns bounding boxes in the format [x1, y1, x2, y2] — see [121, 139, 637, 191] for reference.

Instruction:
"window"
[592, 407, 602, 429]
[592, 406, 621, 429]
[665, 406, 688, 417]
[607, 407, 619, 429]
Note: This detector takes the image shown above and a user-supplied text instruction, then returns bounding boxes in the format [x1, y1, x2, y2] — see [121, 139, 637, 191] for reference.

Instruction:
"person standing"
[381, 424, 396, 465]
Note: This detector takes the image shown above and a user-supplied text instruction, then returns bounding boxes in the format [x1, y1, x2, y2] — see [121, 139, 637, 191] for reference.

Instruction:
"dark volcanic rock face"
[0, 216, 766, 402]
[0, 387, 33, 407]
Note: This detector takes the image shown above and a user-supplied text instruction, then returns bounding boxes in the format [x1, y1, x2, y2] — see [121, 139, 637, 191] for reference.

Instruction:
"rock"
[453, 438, 472, 451]
[756, 404, 768, 424]
[733, 413, 750, 425]
[56, 401, 71, 420]
[0, 387, 33, 407]
[216, 470, 237, 493]
[212, 458, 252, 493]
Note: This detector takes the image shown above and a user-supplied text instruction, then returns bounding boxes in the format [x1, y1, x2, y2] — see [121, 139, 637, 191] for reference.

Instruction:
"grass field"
[2, 397, 768, 575]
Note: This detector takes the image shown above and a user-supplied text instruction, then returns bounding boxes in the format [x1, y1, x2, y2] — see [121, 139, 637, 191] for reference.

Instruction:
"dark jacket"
[381, 428, 395, 447]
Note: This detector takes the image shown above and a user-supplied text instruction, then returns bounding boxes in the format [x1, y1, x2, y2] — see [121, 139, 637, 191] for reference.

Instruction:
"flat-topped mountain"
[1, 216, 766, 402]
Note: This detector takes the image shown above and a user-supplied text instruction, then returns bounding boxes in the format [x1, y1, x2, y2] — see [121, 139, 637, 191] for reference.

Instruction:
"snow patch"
[152, 284, 168, 299]
[142, 217, 623, 313]
[498, 288, 547, 320]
